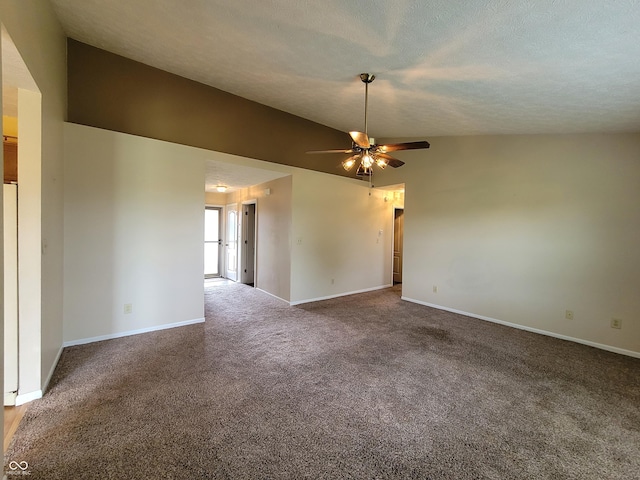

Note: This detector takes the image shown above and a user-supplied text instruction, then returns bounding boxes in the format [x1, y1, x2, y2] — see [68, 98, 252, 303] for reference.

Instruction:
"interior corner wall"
[225, 176, 292, 302]
[66, 40, 351, 178]
[378, 132, 640, 356]
[252, 176, 292, 301]
[63, 123, 205, 344]
[290, 170, 393, 304]
[0, 0, 67, 395]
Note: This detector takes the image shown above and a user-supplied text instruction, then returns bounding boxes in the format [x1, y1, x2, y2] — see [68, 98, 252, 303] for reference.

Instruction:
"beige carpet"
[4, 284, 639, 479]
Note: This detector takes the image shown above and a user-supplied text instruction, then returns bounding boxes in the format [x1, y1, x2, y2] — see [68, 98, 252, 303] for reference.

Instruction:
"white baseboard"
[4, 391, 17, 406]
[402, 296, 640, 359]
[63, 317, 205, 348]
[256, 288, 289, 304]
[291, 284, 393, 306]
[16, 389, 42, 406]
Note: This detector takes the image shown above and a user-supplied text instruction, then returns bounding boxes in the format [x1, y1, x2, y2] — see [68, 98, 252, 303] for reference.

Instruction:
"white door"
[225, 204, 238, 281]
[4, 184, 18, 405]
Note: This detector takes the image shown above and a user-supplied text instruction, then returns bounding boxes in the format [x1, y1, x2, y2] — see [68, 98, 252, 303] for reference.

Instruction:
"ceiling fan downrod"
[360, 73, 375, 137]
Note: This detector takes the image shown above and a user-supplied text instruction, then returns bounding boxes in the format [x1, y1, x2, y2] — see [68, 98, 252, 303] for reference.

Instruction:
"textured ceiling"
[50, 0, 640, 137]
[205, 159, 289, 193]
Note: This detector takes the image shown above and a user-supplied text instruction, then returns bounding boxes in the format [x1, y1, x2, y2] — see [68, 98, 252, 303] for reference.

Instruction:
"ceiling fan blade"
[349, 131, 370, 148]
[376, 140, 430, 153]
[375, 152, 405, 168]
[306, 148, 357, 154]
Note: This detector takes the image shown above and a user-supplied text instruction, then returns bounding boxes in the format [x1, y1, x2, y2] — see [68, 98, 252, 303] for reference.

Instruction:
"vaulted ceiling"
[50, 0, 640, 138]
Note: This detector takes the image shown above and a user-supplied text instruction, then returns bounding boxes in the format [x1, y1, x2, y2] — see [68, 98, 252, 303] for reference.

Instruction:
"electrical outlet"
[565, 310, 573, 320]
[331, 278, 335, 285]
[124, 304, 133, 314]
[611, 318, 622, 329]
[296, 237, 302, 245]
[433, 285, 438, 293]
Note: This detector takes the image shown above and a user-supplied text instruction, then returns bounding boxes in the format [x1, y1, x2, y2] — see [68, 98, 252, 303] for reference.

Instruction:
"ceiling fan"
[307, 73, 430, 177]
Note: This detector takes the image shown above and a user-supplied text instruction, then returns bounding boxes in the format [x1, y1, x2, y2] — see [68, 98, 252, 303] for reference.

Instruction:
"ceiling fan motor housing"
[360, 73, 375, 83]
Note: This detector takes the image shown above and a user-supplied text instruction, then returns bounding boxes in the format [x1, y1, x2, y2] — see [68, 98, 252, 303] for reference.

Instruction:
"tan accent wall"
[67, 40, 350, 177]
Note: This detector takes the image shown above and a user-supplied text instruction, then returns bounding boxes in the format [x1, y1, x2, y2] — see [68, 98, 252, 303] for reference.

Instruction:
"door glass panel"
[204, 243, 219, 276]
[204, 209, 219, 241]
[204, 207, 221, 277]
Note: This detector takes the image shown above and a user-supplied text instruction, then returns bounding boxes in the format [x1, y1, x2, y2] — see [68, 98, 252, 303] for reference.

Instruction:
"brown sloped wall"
[67, 39, 350, 176]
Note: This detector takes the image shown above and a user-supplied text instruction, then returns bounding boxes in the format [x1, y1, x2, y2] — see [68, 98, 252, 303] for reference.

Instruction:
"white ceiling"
[205, 158, 289, 193]
[49, 0, 640, 138]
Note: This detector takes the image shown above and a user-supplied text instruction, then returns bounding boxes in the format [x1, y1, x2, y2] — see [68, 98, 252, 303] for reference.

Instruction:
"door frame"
[392, 207, 404, 285]
[225, 202, 239, 281]
[204, 205, 224, 278]
[240, 200, 257, 286]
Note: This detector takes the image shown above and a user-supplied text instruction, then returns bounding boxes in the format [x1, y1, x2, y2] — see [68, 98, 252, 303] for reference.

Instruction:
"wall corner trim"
[16, 390, 43, 406]
[62, 317, 205, 348]
[290, 284, 393, 306]
[42, 346, 65, 395]
[401, 297, 640, 359]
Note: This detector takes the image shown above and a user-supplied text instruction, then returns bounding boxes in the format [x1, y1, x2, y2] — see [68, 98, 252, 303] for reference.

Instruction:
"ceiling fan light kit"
[307, 73, 430, 178]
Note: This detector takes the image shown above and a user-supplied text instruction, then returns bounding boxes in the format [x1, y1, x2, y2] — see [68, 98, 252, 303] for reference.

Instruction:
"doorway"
[3, 26, 44, 406]
[393, 208, 404, 285]
[204, 206, 223, 278]
[241, 202, 256, 286]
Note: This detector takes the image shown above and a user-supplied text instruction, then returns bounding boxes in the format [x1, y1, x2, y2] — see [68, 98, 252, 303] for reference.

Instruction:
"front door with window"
[204, 206, 222, 278]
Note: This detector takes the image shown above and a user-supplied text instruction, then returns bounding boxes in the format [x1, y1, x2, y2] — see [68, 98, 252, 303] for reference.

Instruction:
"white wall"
[290, 170, 394, 304]
[0, 0, 67, 398]
[66, 121, 394, 320]
[227, 176, 293, 301]
[64, 124, 205, 344]
[17, 89, 41, 397]
[378, 133, 640, 356]
[254, 176, 292, 301]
